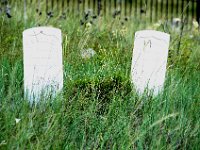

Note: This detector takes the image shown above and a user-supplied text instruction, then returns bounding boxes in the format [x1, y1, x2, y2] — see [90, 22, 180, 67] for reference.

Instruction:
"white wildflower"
[15, 118, 21, 124]
[0, 140, 6, 146]
[189, 34, 194, 39]
[86, 22, 92, 30]
[153, 20, 162, 28]
[193, 19, 199, 29]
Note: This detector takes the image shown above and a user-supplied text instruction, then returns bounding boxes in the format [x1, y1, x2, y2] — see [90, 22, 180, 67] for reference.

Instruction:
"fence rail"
[1, 0, 200, 25]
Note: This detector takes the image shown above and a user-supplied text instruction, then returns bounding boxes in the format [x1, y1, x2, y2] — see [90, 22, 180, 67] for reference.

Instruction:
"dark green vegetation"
[0, 3, 200, 150]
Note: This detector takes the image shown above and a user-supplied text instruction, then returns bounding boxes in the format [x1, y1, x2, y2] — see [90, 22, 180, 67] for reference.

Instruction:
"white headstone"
[23, 27, 63, 104]
[131, 30, 170, 95]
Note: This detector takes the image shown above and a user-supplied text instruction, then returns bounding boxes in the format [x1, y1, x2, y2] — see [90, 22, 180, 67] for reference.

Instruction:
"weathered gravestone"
[23, 27, 63, 104]
[131, 30, 170, 95]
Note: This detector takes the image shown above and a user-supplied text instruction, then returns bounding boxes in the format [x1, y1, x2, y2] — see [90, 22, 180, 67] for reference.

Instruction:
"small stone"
[172, 18, 182, 30]
[81, 48, 96, 59]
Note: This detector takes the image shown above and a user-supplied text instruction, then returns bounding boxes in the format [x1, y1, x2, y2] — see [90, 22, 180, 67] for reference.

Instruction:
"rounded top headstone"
[23, 26, 61, 40]
[135, 30, 170, 45]
[23, 26, 61, 33]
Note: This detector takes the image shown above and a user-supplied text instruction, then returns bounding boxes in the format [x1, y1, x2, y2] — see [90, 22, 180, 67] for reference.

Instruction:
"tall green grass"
[0, 4, 200, 149]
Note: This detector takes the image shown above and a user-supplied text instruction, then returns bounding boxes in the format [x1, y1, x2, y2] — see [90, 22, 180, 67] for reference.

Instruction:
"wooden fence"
[1, 0, 200, 24]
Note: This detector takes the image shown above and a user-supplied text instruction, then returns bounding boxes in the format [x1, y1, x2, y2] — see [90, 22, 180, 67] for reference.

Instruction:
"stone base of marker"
[131, 30, 170, 96]
[23, 27, 63, 104]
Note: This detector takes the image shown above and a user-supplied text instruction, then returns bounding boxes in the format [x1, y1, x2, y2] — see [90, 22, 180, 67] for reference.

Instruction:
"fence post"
[67, 0, 69, 14]
[197, 0, 200, 24]
[166, 0, 168, 21]
[62, 0, 65, 16]
[135, 0, 138, 18]
[24, 0, 27, 24]
[93, 0, 96, 15]
[83, 0, 85, 14]
[97, 0, 101, 16]
[150, 0, 153, 22]
[176, 0, 179, 17]
[170, 0, 174, 22]
[125, 0, 127, 16]
[77, 0, 79, 16]
[139, 0, 142, 18]
[103, 0, 106, 16]
[130, 0, 132, 17]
